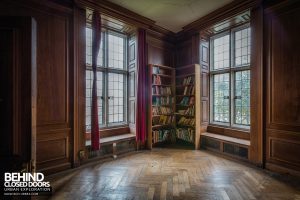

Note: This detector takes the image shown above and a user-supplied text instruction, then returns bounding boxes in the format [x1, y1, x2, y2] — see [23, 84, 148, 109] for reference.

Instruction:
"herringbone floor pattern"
[48, 149, 300, 200]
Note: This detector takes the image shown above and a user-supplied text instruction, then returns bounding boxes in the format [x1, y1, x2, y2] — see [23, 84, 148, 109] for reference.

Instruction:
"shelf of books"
[147, 64, 176, 149]
[175, 64, 201, 149]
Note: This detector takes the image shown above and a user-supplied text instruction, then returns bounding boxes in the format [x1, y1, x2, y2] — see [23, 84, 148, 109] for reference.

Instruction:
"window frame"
[209, 23, 251, 130]
[85, 26, 129, 130]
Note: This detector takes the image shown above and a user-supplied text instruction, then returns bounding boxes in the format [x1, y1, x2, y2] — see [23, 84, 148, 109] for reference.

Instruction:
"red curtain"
[91, 11, 101, 151]
[136, 28, 147, 147]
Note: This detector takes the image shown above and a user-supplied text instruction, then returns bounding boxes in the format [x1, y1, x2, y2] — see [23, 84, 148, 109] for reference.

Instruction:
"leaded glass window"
[210, 25, 251, 128]
[108, 34, 125, 69]
[108, 73, 125, 124]
[86, 27, 104, 66]
[234, 70, 250, 125]
[213, 35, 230, 70]
[85, 27, 128, 130]
[213, 73, 230, 123]
[86, 71, 104, 130]
[234, 28, 251, 67]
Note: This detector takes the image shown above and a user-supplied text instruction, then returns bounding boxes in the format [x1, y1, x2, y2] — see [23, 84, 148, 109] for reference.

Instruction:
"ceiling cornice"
[147, 25, 176, 43]
[176, 0, 262, 40]
[74, 0, 176, 40]
[74, 0, 261, 43]
[75, 0, 154, 27]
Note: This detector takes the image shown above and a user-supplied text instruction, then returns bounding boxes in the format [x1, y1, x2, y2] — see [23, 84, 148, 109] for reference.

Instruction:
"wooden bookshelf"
[175, 64, 201, 149]
[147, 64, 176, 149]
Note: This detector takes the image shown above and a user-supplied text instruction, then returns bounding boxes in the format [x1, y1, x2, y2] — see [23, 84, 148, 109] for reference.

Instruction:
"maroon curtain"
[91, 11, 101, 151]
[136, 29, 147, 146]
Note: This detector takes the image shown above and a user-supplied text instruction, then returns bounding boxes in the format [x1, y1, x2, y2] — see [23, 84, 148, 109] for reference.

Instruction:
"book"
[180, 97, 189, 106]
[153, 75, 161, 85]
[182, 76, 194, 85]
[152, 86, 172, 95]
[152, 129, 176, 144]
[152, 66, 160, 74]
[152, 106, 172, 115]
[184, 105, 195, 116]
[177, 116, 195, 126]
[176, 128, 195, 143]
[153, 96, 174, 106]
[189, 97, 195, 105]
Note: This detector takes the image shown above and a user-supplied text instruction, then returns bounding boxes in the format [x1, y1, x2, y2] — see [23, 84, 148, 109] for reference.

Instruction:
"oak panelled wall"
[0, 0, 73, 174]
[175, 34, 200, 67]
[199, 39, 210, 132]
[73, 7, 86, 167]
[147, 33, 175, 67]
[36, 12, 71, 173]
[264, 1, 300, 174]
[1, 0, 300, 177]
[176, 39, 193, 67]
[249, 5, 263, 166]
[128, 33, 137, 134]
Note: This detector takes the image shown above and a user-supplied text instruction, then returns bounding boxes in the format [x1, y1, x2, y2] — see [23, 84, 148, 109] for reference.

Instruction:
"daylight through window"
[85, 26, 128, 130]
[210, 25, 251, 127]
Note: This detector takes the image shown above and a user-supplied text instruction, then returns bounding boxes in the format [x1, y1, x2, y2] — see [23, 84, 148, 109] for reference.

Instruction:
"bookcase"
[175, 64, 201, 149]
[147, 64, 176, 149]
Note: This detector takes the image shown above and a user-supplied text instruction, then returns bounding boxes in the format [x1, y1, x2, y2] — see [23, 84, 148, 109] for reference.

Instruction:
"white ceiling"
[106, 0, 234, 33]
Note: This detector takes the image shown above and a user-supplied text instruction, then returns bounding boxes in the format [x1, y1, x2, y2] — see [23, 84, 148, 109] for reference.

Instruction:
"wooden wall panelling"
[199, 39, 210, 133]
[128, 32, 137, 134]
[191, 34, 200, 64]
[36, 11, 72, 174]
[146, 33, 175, 67]
[175, 33, 199, 67]
[175, 38, 192, 67]
[249, 5, 263, 166]
[0, 16, 37, 172]
[266, 129, 300, 171]
[36, 16, 68, 127]
[264, 0, 300, 174]
[36, 129, 70, 170]
[73, 6, 86, 165]
[0, 0, 73, 174]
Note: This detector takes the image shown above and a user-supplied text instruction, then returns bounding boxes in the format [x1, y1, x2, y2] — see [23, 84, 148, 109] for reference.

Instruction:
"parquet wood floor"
[48, 149, 300, 200]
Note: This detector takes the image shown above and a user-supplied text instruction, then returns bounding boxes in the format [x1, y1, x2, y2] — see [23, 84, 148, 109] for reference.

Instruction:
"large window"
[210, 25, 251, 128]
[86, 27, 128, 130]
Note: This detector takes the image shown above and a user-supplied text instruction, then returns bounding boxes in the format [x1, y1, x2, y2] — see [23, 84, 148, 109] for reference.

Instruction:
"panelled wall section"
[0, 0, 299, 176]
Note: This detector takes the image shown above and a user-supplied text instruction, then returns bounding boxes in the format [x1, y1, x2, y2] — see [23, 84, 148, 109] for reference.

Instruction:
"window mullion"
[231, 65, 250, 72]
[230, 70, 235, 126]
[123, 35, 127, 123]
[104, 30, 109, 127]
[210, 69, 230, 75]
[230, 29, 234, 127]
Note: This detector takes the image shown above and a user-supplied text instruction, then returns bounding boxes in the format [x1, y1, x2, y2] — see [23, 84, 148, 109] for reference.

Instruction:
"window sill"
[207, 124, 250, 140]
[209, 122, 250, 131]
[85, 133, 136, 146]
[201, 132, 250, 146]
[86, 126, 130, 140]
